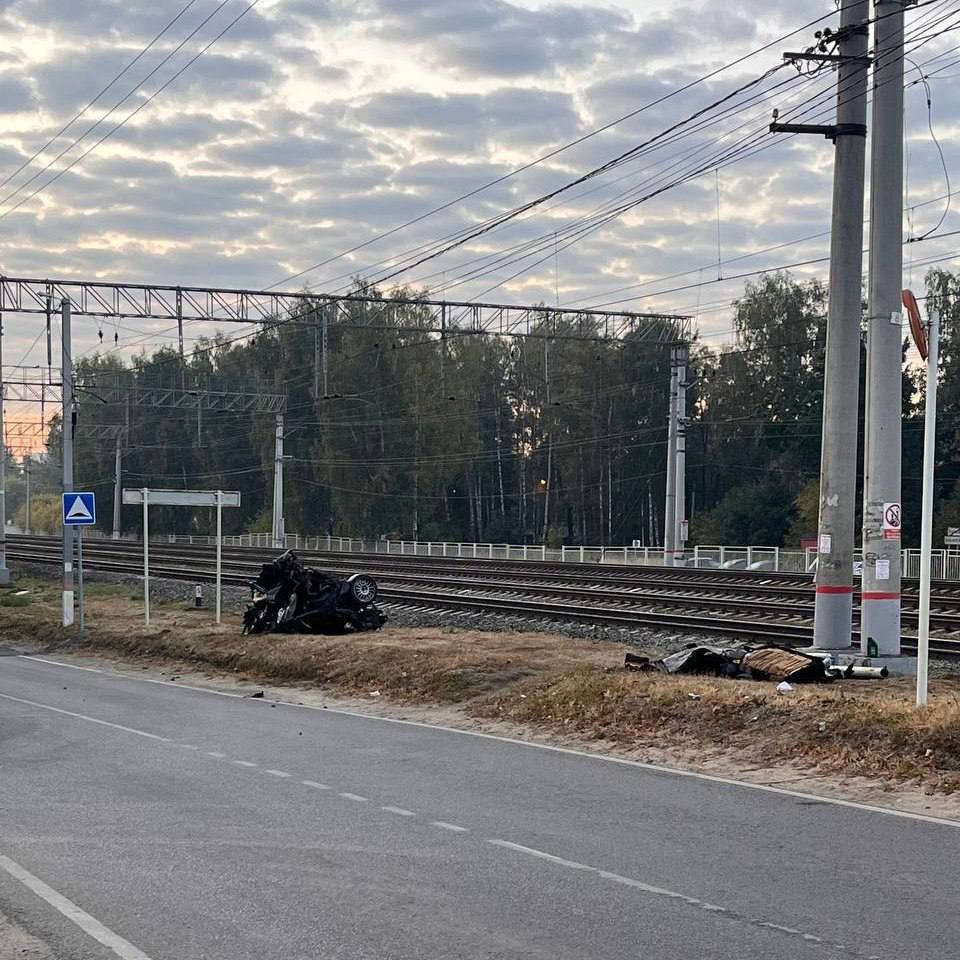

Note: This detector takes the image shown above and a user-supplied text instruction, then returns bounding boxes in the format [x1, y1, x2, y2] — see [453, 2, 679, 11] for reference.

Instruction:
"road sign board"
[122, 488, 240, 507]
[63, 492, 96, 526]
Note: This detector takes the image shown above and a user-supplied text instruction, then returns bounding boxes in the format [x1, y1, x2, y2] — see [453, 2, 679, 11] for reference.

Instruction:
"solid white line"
[338, 792, 368, 802]
[381, 805, 416, 817]
[13, 654, 960, 830]
[265, 769, 292, 778]
[301, 780, 330, 790]
[431, 821, 468, 833]
[0, 852, 154, 960]
[0, 693, 171, 743]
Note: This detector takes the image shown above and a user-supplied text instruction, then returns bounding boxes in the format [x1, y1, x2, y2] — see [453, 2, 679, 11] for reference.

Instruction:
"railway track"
[6, 535, 960, 657]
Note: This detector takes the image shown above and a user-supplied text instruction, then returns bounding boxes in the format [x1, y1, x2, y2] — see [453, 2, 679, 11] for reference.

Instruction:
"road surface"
[0, 647, 957, 960]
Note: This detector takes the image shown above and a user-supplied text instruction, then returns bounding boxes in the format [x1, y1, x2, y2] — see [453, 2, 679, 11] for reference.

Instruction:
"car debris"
[624, 642, 887, 684]
[242, 550, 387, 636]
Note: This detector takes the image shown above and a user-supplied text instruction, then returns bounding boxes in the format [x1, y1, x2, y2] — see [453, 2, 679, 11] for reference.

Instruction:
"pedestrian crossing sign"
[63, 492, 96, 526]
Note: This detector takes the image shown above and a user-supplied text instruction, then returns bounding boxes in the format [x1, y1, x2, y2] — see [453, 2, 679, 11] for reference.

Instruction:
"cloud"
[363, 0, 631, 77]
[0, 0, 954, 376]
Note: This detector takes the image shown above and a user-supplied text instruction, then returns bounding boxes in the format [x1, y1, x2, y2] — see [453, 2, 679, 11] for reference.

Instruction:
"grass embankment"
[4, 577, 960, 792]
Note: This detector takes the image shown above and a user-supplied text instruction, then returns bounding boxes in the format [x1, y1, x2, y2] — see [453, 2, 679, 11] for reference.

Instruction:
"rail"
[25, 527, 960, 579]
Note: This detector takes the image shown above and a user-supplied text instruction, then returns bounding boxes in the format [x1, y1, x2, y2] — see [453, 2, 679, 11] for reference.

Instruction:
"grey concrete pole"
[0, 311, 9, 585]
[813, 0, 870, 650]
[272, 413, 284, 549]
[674, 345, 688, 565]
[24, 457, 31, 536]
[862, 0, 906, 655]
[664, 347, 678, 566]
[112, 433, 122, 540]
[62, 297, 75, 627]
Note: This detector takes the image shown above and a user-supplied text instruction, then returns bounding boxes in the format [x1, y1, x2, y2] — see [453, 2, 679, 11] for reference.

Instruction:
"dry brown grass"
[5, 577, 960, 792]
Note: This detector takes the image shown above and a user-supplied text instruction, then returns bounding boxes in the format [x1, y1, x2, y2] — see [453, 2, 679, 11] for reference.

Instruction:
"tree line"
[7, 268, 956, 549]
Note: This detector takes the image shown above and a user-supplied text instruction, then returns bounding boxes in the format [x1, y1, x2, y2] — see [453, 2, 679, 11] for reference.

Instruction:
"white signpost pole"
[917, 310, 939, 707]
[77, 528, 84, 635]
[142, 487, 150, 627]
[216, 489, 223, 624]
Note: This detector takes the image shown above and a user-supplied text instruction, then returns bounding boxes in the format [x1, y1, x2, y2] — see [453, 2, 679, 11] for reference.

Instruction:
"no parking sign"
[882, 502, 901, 540]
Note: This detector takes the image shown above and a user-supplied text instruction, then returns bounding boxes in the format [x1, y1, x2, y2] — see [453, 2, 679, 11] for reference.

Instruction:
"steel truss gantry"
[0, 275, 689, 344]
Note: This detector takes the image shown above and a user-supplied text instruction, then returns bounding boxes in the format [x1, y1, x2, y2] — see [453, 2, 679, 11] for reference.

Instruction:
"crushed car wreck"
[242, 550, 387, 635]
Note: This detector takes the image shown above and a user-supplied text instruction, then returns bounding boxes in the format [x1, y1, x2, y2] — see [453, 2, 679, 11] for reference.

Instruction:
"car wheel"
[348, 574, 378, 604]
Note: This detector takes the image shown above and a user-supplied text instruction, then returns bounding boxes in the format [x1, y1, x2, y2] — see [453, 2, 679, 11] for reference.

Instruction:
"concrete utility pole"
[0, 310, 9, 585]
[272, 413, 284, 549]
[673, 344, 689, 565]
[811, 0, 870, 649]
[664, 350, 679, 565]
[62, 297, 74, 626]
[862, 0, 908, 655]
[112, 433, 122, 540]
[24, 456, 31, 536]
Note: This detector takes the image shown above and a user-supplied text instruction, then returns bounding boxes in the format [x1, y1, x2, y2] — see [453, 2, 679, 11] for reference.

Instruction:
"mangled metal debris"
[242, 550, 387, 636]
[624, 642, 888, 683]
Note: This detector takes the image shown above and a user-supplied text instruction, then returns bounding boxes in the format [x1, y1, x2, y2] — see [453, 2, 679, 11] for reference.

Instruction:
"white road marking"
[338, 792, 368, 802]
[487, 839, 860, 955]
[301, 780, 330, 790]
[264, 769, 292, 778]
[0, 852, 154, 960]
[431, 821, 468, 833]
[206, 751, 227, 759]
[0, 693, 171, 743]
[14, 654, 960, 830]
[233, 760, 258, 768]
[381, 805, 416, 817]
[178, 744, 199, 750]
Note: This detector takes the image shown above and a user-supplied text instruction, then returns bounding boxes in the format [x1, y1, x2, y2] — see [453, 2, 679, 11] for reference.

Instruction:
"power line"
[0, 0, 263, 221]
[0, 0, 201, 195]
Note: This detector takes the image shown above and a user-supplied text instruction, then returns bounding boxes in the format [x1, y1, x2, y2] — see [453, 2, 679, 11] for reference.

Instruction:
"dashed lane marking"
[233, 760, 258, 768]
[338, 792, 368, 803]
[431, 821, 468, 833]
[301, 780, 330, 790]
[381, 806, 416, 817]
[265, 769, 292, 778]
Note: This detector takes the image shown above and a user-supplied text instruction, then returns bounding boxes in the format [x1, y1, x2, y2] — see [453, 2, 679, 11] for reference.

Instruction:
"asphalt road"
[1, 650, 958, 960]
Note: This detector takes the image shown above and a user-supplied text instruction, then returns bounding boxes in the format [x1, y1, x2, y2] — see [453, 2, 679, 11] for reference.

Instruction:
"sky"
[0, 0, 959, 449]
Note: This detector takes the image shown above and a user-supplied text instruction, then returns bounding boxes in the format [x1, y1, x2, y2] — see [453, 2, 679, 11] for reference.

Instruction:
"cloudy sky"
[0, 0, 958, 442]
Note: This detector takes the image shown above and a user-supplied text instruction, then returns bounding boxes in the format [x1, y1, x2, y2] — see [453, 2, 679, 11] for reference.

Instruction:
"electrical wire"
[0, 0, 201, 195]
[0, 0, 263, 221]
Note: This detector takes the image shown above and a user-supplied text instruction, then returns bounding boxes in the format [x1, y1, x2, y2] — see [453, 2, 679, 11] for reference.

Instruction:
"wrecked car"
[242, 550, 387, 635]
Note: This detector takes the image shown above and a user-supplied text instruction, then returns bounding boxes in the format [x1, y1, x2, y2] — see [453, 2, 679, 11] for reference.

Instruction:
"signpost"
[62, 492, 96, 633]
[121, 489, 240, 625]
[905, 289, 937, 707]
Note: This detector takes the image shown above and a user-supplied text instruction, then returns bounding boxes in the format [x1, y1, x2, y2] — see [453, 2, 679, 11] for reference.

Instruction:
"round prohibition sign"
[884, 503, 901, 529]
